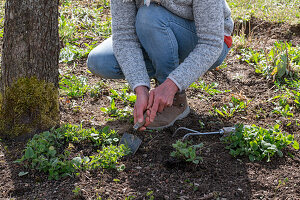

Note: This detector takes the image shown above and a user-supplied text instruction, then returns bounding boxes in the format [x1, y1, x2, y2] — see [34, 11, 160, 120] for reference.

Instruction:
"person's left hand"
[144, 78, 179, 127]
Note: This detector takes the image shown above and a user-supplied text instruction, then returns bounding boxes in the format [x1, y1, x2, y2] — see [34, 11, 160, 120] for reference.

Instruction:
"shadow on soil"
[102, 111, 253, 199]
[0, 137, 79, 200]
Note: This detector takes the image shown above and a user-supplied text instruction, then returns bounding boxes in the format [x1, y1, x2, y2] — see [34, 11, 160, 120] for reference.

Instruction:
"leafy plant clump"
[271, 78, 300, 117]
[100, 88, 136, 120]
[15, 124, 129, 180]
[241, 41, 300, 80]
[213, 95, 250, 118]
[222, 124, 299, 162]
[170, 140, 203, 164]
[189, 79, 230, 96]
[59, 75, 90, 98]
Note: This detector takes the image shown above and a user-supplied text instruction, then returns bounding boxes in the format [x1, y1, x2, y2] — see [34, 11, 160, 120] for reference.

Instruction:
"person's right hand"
[134, 86, 150, 131]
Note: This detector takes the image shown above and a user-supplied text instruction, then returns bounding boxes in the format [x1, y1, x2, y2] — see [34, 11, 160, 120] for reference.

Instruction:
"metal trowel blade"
[119, 132, 142, 155]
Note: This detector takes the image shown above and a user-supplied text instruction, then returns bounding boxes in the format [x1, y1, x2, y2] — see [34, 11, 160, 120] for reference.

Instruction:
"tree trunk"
[0, 0, 60, 138]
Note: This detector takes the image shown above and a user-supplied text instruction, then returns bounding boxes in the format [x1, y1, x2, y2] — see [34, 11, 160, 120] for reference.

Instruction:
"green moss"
[0, 77, 60, 138]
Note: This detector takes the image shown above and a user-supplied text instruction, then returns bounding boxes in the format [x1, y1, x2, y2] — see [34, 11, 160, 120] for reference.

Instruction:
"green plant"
[100, 87, 136, 120]
[87, 144, 130, 170]
[146, 190, 154, 200]
[275, 177, 289, 192]
[222, 124, 299, 162]
[14, 124, 129, 180]
[100, 98, 132, 120]
[72, 186, 81, 196]
[270, 78, 300, 117]
[89, 81, 107, 98]
[62, 124, 119, 146]
[170, 140, 203, 164]
[292, 90, 300, 109]
[241, 42, 300, 80]
[59, 14, 77, 45]
[14, 130, 75, 180]
[227, 0, 299, 24]
[189, 80, 229, 96]
[59, 75, 90, 98]
[214, 96, 249, 118]
[109, 88, 136, 106]
[125, 196, 136, 200]
[272, 97, 294, 117]
[269, 42, 299, 78]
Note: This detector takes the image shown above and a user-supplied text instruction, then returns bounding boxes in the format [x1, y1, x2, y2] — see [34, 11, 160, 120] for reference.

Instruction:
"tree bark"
[1, 0, 59, 90]
[0, 0, 60, 137]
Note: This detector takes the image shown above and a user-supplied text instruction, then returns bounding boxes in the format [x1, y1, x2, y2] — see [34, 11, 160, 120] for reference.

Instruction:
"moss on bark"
[0, 77, 60, 138]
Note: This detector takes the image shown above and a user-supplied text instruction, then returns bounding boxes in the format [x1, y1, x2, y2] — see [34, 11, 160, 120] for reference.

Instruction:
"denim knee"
[87, 49, 101, 75]
[87, 49, 121, 79]
[135, 4, 166, 36]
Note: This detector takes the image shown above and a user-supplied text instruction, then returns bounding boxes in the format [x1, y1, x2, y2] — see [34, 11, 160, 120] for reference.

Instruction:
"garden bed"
[0, 0, 300, 199]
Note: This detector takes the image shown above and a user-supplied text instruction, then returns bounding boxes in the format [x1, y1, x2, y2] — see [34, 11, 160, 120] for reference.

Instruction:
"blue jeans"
[87, 3, 230, 84]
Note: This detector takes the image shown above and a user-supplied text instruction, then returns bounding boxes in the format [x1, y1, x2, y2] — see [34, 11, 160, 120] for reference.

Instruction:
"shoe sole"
[147, 106, 190, 130]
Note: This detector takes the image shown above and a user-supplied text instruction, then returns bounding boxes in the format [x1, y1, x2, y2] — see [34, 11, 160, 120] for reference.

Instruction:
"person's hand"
[144, 78, 179, 126]
[134, 86, 150, 131]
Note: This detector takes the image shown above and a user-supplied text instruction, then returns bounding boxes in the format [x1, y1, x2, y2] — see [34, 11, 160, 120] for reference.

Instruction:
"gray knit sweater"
[111, 0, 234, 91]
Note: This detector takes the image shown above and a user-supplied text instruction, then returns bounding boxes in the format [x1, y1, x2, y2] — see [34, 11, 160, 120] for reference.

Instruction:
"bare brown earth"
[0, 18, 300, 200]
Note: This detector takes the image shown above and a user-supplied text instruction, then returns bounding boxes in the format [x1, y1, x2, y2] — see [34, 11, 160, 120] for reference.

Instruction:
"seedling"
[213, 96, 249, 118]
[170, 140, 203, 164]
[272, 98, 294, 117]
[100, 98, 132, 120]
[59, 75, 90, 98]
[109, 88, 136, 106]
[275, 177, 289, 192]
[190, 80, 229, 96]
[146, 190, 154, 200]
[90, 81, 107, 98]
[72, 186, 81, 196]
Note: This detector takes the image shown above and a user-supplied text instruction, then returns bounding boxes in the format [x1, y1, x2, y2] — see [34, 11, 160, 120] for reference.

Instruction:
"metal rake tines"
[173, 127, 236, 141]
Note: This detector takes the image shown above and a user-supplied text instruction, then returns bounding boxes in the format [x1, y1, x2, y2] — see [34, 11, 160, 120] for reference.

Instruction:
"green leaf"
[277, 62, 286, 78]
[25, 147, 34, 159]
[83, 156, 90, 163]
[193, 143, 204, 148]
[249, 155, 255, 162]
[72, 157, 82, 168]
[215, 108, 224, 117]
[192, 160, 199, 164]
[277, 150, 283, 157]
[292, 141, 299, 150]
[18, 171, 29, 177]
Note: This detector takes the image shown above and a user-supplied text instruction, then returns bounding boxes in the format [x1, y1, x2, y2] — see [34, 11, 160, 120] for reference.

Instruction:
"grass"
[227, 0, 300, 24]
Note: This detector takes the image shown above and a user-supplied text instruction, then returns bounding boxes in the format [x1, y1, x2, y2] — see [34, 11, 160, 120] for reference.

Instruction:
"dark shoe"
[147, 92, 190, 130]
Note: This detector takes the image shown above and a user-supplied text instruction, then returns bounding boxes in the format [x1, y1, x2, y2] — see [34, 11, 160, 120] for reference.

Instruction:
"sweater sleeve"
[111, 0, 150, 91]
[167, 0, 224, 91]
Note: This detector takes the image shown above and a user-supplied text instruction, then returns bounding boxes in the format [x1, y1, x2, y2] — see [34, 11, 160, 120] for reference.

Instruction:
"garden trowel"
[120, 132, 142, 155]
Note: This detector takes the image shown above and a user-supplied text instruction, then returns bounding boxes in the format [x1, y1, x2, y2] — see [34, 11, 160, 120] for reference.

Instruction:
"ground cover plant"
[222, 124, 299, 162]
[241, 41, 300, 79]
[170, 140, 203, 164]
[0, 0, 300, 199]
[14, 124, 129, 180]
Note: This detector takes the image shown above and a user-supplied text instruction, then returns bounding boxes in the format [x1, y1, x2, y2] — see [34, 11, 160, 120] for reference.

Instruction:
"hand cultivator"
[121, 126, 236, 155]
[173, 127, 236, 141]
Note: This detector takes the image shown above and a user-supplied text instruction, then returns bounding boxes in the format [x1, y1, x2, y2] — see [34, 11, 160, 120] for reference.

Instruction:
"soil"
[1, 17, 300, 200]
